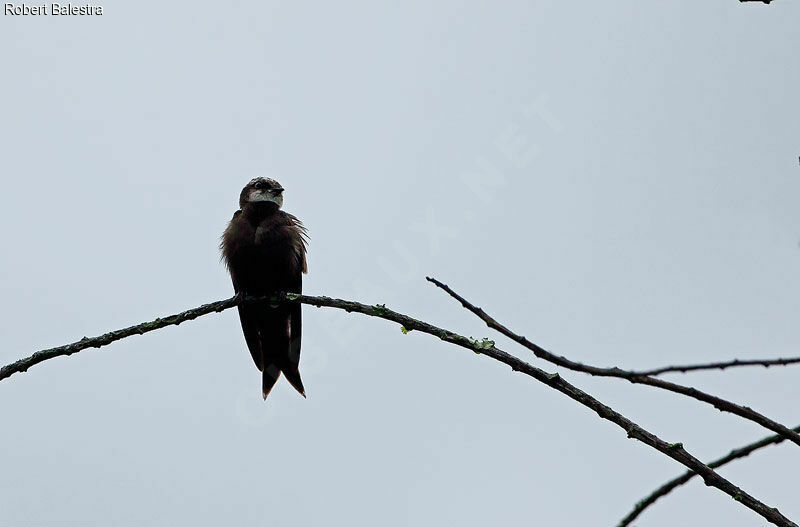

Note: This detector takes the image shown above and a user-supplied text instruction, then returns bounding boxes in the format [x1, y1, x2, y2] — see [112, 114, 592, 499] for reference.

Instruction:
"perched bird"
[221, 178, 308, 399]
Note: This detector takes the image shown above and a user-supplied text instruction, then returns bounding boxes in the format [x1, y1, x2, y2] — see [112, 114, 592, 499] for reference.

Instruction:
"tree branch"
[629, 357, 800, 377]
[0, 295, 242, 382]
[1, 290, 795, 526]
[425, 277, 800, 448]
[619, 424, 800, 527]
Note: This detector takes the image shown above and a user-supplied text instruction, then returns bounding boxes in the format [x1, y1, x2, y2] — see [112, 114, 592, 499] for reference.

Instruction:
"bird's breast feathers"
[223, 210, 307, 275]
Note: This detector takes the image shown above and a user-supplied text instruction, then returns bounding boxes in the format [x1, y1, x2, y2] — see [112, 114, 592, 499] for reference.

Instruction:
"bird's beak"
[273, 188, 285, 195]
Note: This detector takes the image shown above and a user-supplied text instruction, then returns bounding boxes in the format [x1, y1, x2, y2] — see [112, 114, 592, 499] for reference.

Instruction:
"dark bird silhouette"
[221, 178, 308, 399]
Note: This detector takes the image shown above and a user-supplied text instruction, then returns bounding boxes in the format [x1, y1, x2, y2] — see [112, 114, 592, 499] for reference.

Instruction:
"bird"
[220, 177, 308, 400]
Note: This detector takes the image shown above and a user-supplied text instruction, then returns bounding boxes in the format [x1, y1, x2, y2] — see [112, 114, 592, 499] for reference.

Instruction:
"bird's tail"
[261, 363, 305, 399]
[262, 364, 281, 400]
[260, 308, 306, 400]
[281, 365, 306, 398]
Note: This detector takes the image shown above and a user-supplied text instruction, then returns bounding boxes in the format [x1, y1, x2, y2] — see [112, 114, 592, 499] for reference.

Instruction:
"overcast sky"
[2, 1, 799, 526]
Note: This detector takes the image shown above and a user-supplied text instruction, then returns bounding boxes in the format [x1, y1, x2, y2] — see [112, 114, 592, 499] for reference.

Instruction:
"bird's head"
[239, 177, 285, 209]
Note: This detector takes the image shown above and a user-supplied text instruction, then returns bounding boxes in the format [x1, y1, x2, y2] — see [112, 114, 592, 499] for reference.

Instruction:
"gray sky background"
[2, 1, 799, 525]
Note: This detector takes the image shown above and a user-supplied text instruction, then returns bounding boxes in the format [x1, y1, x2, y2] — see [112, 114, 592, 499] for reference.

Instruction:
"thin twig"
[0, 290, 795, 525]
[425, 277, 800, 448]
[618, 424, 800, 527]
[630, 357, 800, 377]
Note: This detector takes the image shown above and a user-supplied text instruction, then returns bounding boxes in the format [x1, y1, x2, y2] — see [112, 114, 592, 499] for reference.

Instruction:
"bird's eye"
[254, 181, 266, 190]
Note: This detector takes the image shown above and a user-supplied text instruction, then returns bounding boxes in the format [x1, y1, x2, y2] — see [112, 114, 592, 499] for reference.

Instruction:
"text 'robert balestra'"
[4, 3, 103, 15]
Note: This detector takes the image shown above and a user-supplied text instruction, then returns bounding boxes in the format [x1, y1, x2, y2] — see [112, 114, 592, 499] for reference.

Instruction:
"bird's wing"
[282, 213, 306, 394]
[223, 209, 263, 371]
[237, 303, 264, 371]
[283, 212, 309, 274]
[285, 270, 303, 395]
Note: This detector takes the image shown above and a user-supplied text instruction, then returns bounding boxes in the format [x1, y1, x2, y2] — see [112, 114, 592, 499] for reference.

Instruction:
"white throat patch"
[248, 189, 283, 208]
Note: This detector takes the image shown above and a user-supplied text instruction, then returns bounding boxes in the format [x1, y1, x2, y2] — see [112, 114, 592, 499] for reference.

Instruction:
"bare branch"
[619, 424, 800, 527]
[425, 277, 800, 448]
[1, 290, 796, 525]
[0, 295, 242, 382]
[630, 357, 800, 377]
